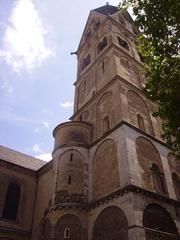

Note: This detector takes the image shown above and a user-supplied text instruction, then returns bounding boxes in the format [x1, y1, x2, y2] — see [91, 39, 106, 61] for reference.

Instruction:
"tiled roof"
[93, 5, 118, 16]
[0, 145, 46, 171]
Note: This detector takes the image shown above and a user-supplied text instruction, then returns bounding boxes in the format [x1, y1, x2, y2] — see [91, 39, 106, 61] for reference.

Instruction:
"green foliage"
[119, 0, 180, 154]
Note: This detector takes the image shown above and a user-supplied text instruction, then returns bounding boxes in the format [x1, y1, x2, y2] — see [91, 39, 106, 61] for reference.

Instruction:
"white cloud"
[42, 121, 49, 128]
[1, 81, 13, 94]
[32, 144, 42, 153]
[0, 0, 54, 72]
[32, 144, 52, 161]
[35, 153, 52, 162]
[59, 101, 73, 108]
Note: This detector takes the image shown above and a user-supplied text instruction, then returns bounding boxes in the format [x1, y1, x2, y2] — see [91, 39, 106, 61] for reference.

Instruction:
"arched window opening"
[137, 114, 145, 131]
[117, 36, 129, 50]
[2, 183, 21, 221]
[151, 164, 166, 193]
[172, 173, 180, 200]
[82, 54, 91, 71]
[92, 206, 129, 240]
[97, 37, 107, 54]
[143, 204, 179, 239]
[66, 197, 70, 203]
[103, 116, 110, 133]
[64, 227, 70, 238]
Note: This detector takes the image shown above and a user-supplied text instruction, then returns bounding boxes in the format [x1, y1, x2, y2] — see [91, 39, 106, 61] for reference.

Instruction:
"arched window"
[2, 183, 21, 221]
[151, 164, 166, 193]
[82, 54, 91, 71]
[143, 204, 179, 239]
[172, 173, 180, 200]
[117, 37, 129, 50]
[137, 114, 145, 131]
[92, 206, 129, 240]
[97, 37, 107, 54]
[103, 116, 110, 133]
[64, 227, 70, 238]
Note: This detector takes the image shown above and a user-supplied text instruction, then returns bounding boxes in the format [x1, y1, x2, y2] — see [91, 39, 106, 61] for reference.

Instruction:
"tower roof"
[93, 4, 118, 16]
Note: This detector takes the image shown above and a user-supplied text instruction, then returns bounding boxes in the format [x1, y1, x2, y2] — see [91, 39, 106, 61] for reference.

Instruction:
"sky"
[0, 0, 121, 161]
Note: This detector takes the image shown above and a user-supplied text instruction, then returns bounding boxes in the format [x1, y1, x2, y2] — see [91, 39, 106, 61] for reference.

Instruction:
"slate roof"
[93, 5, 118, 16]
[0, 145, 46, 171]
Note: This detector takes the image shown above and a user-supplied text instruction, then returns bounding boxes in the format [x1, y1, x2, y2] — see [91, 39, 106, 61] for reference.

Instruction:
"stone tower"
[32, 4, 180, 240]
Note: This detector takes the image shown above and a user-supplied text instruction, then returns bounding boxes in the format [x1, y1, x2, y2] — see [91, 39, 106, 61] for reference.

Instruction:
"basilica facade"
[0, 4, 180, 240]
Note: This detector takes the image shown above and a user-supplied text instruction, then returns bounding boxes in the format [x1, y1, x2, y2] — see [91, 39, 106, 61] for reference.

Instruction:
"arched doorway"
[143, 204, 179, 239]
[92, 206, 129, 240]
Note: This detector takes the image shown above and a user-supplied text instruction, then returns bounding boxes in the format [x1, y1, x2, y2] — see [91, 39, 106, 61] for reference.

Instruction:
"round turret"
[53, 121, 92, 154]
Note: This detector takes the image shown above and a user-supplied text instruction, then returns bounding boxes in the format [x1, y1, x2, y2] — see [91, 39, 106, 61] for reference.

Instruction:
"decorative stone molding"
[0, 159, 36, 177]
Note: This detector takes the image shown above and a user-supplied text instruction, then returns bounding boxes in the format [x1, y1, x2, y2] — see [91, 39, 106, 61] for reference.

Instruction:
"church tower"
[32, 4, 180, 240]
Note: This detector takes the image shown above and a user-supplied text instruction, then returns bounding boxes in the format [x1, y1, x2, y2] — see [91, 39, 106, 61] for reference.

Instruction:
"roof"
[93, 4, 118, 16]
[0, 145, 46, 171]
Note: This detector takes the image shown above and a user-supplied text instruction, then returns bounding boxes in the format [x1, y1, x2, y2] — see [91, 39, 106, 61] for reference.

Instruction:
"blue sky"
[0, 0, 121, 161]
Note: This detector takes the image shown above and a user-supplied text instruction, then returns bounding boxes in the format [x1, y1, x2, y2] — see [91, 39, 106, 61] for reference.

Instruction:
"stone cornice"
[52, 143, 89, 156]
[89, 120, 167, 149]
[0, 159, 36, 177]
[88, 185, 180, 210]
[44, 185, 180, 216]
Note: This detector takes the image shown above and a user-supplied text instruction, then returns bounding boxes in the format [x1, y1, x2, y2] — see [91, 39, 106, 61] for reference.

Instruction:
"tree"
[119, 0, 180, 154]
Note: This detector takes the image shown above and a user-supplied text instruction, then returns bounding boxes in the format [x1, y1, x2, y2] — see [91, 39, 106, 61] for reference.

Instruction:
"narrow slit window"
[64, 227, 70, 238]
[68, 176, 72, 185]
[70, 153, 73, 161]
[102, 61, 105, 73]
